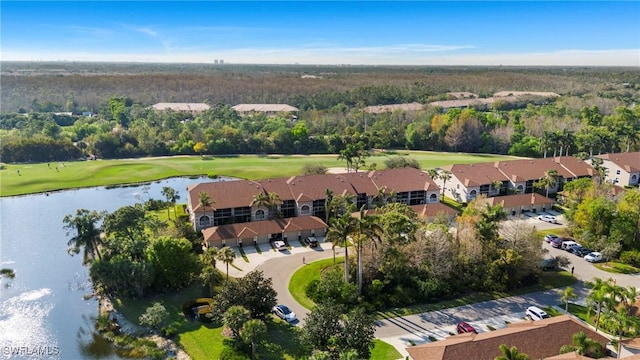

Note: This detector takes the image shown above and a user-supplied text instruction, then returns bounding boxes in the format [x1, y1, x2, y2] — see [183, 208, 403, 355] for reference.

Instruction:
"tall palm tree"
[161, 186, 180, 219]
[439, 170, 452, 200]
[325, 212, 355, 282]
[266, 192, 282, 219]
[559, 286, 578, 313]
[62, 209, 107, 264]
[602, 307, 640, 359]
[198, 191, 214, 227]
[371, 186, 389, 208]
[535, 169, 559, 198]
[495, 344, 530, 360]
[251, 191, 281, 219]
[353, 206, 383, 295]
[586, 277, 614, 332]
[216, 246, 236, 280]
[324, 188, 334, 224]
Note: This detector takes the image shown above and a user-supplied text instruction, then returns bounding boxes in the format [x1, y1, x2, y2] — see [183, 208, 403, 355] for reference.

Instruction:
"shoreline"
[98, 295, 191, 360]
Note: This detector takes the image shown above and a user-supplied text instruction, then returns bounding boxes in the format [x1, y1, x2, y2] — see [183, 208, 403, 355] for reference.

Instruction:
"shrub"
[207, 173, 218, 179]
[619, 249, 640, 267]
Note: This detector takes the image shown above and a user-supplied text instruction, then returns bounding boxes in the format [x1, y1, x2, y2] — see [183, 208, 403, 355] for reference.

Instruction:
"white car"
[272, 304, 297, 322]
[537, 215, 558, 224]
[273, 240, 287, 251]
[584, 252, 604, 263]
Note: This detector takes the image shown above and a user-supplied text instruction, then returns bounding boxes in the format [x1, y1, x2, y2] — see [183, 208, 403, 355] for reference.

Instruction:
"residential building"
[231, 104, 299, 117]
[441, 157, 595, 204]
[363, 102, 424, 114]
[151, 102, 210, 114]
[406, 315, 610, 360]
[475, 193, 555, 217]
[596, 152, 640, 187]
[187, 167, 441, 246]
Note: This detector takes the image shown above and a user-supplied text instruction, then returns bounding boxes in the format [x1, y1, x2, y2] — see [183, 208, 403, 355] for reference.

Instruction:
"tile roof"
[368, 167, 438, 193]
[202, 216, 327, 242]
[494, 157, 580, 182]
[493, 91, 560, 98]
[597, 151, 640, 172]
[475, 193, 554, 208]
[363, 102, 424, 114]
[190, 168, 439, 212]
[232, 104, 299, 112]
[410, 203, 459, 218]
[151, 103, 210, 112]
[406, 315, 609, 360]
[443, 162, 511, 187]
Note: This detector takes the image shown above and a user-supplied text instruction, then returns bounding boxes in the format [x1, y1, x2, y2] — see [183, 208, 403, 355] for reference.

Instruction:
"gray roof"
[232, 104, 298, 112]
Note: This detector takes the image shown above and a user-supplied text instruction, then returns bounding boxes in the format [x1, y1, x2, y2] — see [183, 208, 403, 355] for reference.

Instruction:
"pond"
[0, 176, 230, 359]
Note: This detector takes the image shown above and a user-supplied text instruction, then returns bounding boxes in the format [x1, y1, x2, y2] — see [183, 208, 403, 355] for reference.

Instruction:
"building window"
[255, 209, 265, 220]
[300, 204, 310, 215]
[632, 174, 638, 183]
[616, 169, 621, 175]
[429, 193, 438, 203]
[517, 185, 524, 193]
[456, 184, 460, 189]
[469, 190, 477, 199]
[199, 216, 210, 227]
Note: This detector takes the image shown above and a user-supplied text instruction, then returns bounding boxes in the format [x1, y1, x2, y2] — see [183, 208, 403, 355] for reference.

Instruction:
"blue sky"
[1, 1, 639, 66]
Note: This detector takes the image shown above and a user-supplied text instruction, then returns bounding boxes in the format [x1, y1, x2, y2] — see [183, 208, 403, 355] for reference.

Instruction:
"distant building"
[363, 102, 424, 114]
[232, 104, 299, 117]
[151, 103, 210, 114]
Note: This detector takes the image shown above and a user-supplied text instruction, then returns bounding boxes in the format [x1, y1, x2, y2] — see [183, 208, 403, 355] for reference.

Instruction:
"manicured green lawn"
[594, 261, 640, 274]
[288, 257, 345, 310]
[371, 339, 403, 360]
[1, 151, 521, 197]
[537, 228, 568, 239]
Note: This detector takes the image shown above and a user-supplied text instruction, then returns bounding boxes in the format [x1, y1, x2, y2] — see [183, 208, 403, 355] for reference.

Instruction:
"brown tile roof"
[202, 216, 327, 242]
[494, 158, 578, 182]
[554, 156, 597, 177]
[597, 151, 640, 172]
[621, 337, 640, 349]
[190, 168, 439, 212]
[410, 203, 459, 218]
[443, 162, 511, 187]
[406, 315, 609, 360]
[545, 352, 593, 359]
[475, 193, 554, 209]
[368, 167, 438, 193]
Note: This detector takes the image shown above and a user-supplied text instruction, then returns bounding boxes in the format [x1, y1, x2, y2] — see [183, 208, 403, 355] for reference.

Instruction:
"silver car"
[272, 304, 297, 322]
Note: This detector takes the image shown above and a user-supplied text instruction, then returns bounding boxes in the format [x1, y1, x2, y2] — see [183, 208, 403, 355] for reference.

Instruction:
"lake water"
[0, 177, 227, 359]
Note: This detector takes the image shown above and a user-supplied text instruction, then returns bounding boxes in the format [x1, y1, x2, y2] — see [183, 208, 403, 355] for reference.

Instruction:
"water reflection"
[0, 176, 232, 359]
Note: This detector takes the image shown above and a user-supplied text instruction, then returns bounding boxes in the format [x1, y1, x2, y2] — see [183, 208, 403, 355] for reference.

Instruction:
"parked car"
[273, 240, 287, 251]
[526, 306, 550, 321]
[570, 246, 592, 257]
[561, 241, 580, 252]
[544, 234, 559, 243]
[539, 257, 558, 271]
[272, 304, 297, 322]
[305, 236, 319, 248]
[538, 215, 559, 224]
[550, 238, 563, 248]
[456, 321, 477, 334]
[584, 252, 604, 263]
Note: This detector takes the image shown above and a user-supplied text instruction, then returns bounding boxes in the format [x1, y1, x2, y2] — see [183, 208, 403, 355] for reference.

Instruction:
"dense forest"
[1, 62, 639, 163]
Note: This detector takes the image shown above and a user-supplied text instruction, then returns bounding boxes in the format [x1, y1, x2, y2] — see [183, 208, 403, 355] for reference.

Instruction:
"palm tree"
[602, 307, 640, 359]
[62, 209, 107, 264]
[324, 188, 334, 224]
[161, 186, 180, 219]
[559, 331, 604, 357]
[198, 191, 214, 227]
[266, 192, 282, 219]
[251, 191, 281, 219]
[535, 169, 559, 198]
[353, 206, 383, 295]
[439, 170, 452, 200]
[559, 286, 578, 313]
[325, 212, 355, 282]
[495, 344, 530, 360]
[427, 168, 439, 181]
[241, 319, 267, 360]
[371, 186, 389, 208]
[216, 246, 236, 280]
[587, 277, 614, 332]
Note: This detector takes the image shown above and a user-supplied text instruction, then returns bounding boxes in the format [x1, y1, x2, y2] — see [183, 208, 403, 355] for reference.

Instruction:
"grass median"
[1, 151, 520, 197]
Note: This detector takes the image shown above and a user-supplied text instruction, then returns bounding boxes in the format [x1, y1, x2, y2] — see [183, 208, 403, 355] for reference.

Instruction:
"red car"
[550, 238, 563, 248]
[456, 321, 477, 334]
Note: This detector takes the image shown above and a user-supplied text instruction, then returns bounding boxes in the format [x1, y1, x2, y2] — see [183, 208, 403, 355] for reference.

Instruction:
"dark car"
[456, 321, 477, 334]
[544, 234, 559, 243]
[550, 238, 563, 248]
[305, 236, 319, 248]
[571, 246, 592, 257]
